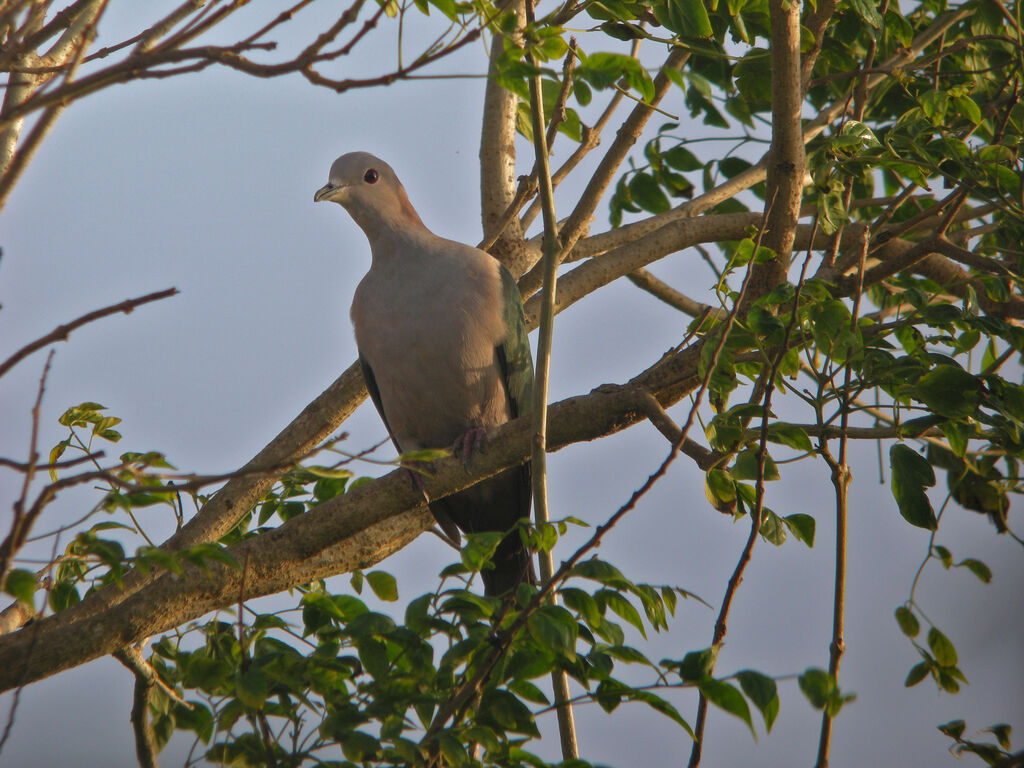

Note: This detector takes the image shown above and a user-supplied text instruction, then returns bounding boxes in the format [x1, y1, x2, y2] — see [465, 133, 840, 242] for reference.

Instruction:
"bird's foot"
[452, 427, 487, 464]
[401, 462, 432, 495]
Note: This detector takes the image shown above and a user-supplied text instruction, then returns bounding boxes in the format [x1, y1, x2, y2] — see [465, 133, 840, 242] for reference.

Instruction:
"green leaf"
[508, 679, 550, 705]
[664, 145, 702, 171]
[673, 0, 713, 36]
[561, 587, 602, 628]
[737, 670, 779, 731]
[905, 661, 930, 687]
[704, 469, 736, 508]
[955, 558, 992, 583]
[527, 605, 578, 660]
[912, 366, 982, 419]
[759, 510, 786, 546]
[629, 172, 670, 214]
[570, 558, 631, 588]
[938, 719, 966, 740]
[798, 668, 833, 709]
[889, 444, 937, 530]
[766, 424, 814, 453]
[733, 448, 780, 481]
[698, 679, 754, 735]
[479, 689, 540, 736]
[47, 581, 80, 612]
[985, 723, 1012, 750]
[234, 668, 267, 709]
[342, 730, 381, 762]
[366, 571, 398, 601]
[783, 514, 815, 547]
[461, 531, 503, 572]
[894, 606, 920, 637]
[927, 627, 958, 667]
[601, 590, 647, 639]
[847, 0, 883, 26]
[3, 569, 36, 605]
[630, 689, 696, 738]
[676, 646, 718, 682]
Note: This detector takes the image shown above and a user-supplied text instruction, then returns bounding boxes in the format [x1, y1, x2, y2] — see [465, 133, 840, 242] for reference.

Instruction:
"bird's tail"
[481, 533, 535, 597]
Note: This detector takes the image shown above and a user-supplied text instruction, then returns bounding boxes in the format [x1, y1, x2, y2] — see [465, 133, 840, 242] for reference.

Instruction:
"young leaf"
[955, 558, 992, 583]
[366, 571, 398, 602]
[2, 569, 36, 605]
[894, 606, 920, 637]
[889, 444, 937, 530]
[737, 669, 779, 731]
[927, 627, 958, 667]
[697, 679, 754, 735]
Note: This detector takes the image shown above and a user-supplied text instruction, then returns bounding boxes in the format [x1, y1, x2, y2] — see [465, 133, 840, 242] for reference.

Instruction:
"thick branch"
[479, 2, 529, 276]
[0, 373, 702, 691]
[751, 0, 804, 302]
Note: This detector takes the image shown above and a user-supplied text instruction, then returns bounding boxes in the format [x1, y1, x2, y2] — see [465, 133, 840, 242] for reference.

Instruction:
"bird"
[314, 151, 536, 596]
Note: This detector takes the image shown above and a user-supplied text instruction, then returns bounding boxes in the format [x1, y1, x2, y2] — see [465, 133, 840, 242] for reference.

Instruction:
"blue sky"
[1, 3, 1021, 766]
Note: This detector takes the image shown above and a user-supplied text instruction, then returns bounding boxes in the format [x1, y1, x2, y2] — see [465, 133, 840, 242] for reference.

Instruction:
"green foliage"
[9, 1, 1023, 764]
[939, 720, 1016, 765]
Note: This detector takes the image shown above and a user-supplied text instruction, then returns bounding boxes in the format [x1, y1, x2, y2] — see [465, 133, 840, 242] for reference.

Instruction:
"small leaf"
[783, 514, 815, 547]
[664, 145, 702, 171]
[905, 661, 930, 687]
[985, 724, 1012, 750]
[733, 448, 780, 481]
[3, 569, 36, 605]
[767, 424, 814, 453]
[234, 668, 267, 709]
[672, 0, 713, 37]
[889, 444, 937, 530]
[913, 366, 982, 419]
[629, 172, 670, 214]
[894, 606, 920, 637]
[938, 719, 966, 740]
[955, 558, 992, 583]
[527, 605, 578, 660]
[737, 670, 779, 732]
[798, 668, 833, 709]
[676, 646, 718, 682]
[479, 689, 540, 736]
[366, 571, 398, 601]
[601, 591, 647, 639]
[697, 679, 753, 735]
[927, 627, 958, 667]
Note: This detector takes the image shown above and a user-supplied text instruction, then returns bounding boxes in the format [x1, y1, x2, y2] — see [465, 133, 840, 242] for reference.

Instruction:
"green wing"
[497, 265, 534, 419]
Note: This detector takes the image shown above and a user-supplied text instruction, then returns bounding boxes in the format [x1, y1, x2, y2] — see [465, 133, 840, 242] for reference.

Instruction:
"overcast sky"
[1, 3, 1021, 767]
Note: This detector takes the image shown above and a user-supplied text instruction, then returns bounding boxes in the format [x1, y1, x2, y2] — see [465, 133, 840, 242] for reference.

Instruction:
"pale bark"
[0, 370, 705, 691]
[479, 2, 530, 276]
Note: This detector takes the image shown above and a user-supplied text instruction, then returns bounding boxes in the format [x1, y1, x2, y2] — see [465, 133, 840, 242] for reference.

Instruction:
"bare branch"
[0, 288, 179, 381]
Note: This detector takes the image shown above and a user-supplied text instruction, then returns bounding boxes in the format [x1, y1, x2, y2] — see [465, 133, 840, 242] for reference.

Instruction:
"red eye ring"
[364, 169, 379, 184]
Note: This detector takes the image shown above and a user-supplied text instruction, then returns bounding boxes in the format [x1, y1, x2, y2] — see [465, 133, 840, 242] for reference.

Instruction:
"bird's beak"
[314, 182, 345, 203]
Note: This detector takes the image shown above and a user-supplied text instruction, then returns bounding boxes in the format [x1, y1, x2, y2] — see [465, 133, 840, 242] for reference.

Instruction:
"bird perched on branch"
[314, 151, 535, 596]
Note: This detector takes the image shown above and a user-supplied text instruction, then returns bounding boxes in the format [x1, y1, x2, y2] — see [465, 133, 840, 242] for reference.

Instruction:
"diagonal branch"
[0, 343, 711, 691]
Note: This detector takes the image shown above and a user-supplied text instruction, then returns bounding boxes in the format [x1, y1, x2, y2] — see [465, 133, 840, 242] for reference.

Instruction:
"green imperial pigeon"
[314, 152, 536, 596]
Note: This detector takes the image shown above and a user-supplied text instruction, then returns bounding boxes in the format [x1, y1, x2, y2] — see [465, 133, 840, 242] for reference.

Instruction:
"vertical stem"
[815, 235, 866, 768]
[524, 0, 577, 758]
[479, 0, 528, 275]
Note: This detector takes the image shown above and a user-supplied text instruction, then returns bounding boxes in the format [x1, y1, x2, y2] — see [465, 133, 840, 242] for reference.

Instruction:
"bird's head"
[314, 152, 425, 238]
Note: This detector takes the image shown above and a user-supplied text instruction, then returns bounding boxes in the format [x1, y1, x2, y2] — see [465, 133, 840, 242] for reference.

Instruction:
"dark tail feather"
[481, 532, 535, 597]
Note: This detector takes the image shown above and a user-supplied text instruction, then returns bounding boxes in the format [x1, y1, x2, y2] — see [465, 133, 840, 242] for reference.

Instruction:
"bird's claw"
[453, 427, 487, 464]
[401, 463, 432, 496]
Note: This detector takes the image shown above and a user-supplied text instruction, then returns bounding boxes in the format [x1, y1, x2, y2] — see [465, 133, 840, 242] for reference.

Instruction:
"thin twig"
[0, 288, 178, 380]
[524, 0, 578, 755]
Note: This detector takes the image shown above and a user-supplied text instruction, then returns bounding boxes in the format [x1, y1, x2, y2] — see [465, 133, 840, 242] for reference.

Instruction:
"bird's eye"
[364, 169, 379, 184]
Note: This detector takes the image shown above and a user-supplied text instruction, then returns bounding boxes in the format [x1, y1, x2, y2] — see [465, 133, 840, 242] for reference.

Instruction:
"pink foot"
[453, 427, 487, 463]
[401, 462, 430, 494]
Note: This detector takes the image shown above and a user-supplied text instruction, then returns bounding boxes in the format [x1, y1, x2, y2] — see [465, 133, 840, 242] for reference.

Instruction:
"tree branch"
[0, 352, 711, 691]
